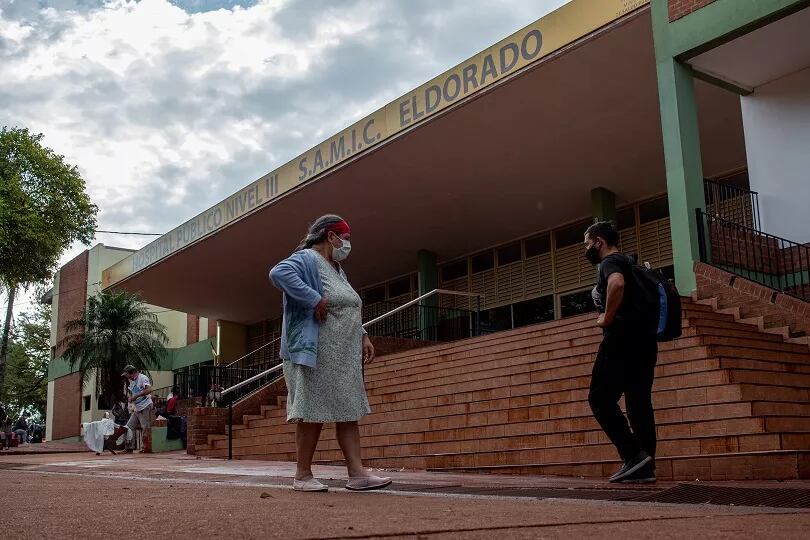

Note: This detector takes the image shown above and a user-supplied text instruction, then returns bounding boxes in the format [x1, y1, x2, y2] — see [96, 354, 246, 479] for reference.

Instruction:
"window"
[441, 260, 468, 282]
[478, 305, 512, 334]
[560, 289, 598, 318]
[639, 197, 669, 223]
[616, 206, 636, 230]
[364, 286, 385, 304]
[97, 395, 110, 411]
[513, 296, 555, 328]
[388, 277, 411, 298]
[524, 234, 550, 257]
[556, 221, 590, 249]
[471, 251, 494, 273]
[83, 395, 91, 411]
[497, 243, 522, 266]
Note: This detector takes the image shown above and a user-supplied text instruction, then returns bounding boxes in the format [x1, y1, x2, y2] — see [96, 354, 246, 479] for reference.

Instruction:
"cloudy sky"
[1, 0, 569, 312]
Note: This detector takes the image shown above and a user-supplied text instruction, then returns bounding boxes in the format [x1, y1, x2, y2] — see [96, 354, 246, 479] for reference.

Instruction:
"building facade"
[45, 244, 215, 441]
[44, 0, 810, 446]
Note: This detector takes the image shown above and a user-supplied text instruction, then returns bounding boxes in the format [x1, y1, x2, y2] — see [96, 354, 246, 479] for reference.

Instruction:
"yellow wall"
[218, 321, 246, 365]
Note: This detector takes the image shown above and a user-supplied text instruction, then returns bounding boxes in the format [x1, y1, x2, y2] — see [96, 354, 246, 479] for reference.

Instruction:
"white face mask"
[331, 236, 351, 261]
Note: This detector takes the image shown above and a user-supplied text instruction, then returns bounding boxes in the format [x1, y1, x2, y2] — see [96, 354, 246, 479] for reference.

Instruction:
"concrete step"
[425, 450, 810, 481]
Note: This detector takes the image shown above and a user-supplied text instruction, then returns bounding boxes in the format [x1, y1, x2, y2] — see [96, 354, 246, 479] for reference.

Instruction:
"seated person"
[13, 413, 29, 444]
[158, 386, 181, 418]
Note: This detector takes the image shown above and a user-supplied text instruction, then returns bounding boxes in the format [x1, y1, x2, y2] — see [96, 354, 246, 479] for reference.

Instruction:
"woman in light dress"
[270, 214, 391, 492]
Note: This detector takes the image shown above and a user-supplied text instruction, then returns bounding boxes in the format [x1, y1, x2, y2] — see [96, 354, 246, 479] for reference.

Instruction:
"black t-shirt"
[594, 253, 636, 327]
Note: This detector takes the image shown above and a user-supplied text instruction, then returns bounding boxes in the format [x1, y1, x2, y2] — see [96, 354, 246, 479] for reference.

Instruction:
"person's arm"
[362, 334, 375, 364]
[598, 272, 625, 328]
[269, 254, 322, 308]
[128, 378, 153, 402]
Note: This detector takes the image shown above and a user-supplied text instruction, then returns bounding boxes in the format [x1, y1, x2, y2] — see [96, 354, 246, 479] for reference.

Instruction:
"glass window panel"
[513, 296, 555, 328]
[497, 243, 522, 265]
[560, 289, 598, 318]
[524, 234, 550, 257]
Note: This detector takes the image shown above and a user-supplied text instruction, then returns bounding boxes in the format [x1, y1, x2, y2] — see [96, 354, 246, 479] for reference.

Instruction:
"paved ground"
[0, 440, 87, 455]
[1, 452, 809, 539]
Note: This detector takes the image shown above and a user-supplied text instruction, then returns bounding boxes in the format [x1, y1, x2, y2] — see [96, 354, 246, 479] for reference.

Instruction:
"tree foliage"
[0, 301, 50, 421]
[0, 126, 97, 286]
[0, 126, 98, 392]
[59, 290, 168, 408]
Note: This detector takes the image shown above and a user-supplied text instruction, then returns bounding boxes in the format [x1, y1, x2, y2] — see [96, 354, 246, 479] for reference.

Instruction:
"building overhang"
[105, 1, 747, 325]
[686, 5, 810, 93]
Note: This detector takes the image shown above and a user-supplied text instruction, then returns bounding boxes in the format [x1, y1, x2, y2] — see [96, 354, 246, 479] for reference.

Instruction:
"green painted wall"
[151, 427, 185, 453]
[590, 188, 616, 224]
[48, 357, 77, 381]
[655, 0, 809, 58]
[48, 338, 215, 382]
[167, 338, 216, 371]
[417, 250, 439, 340]
[653, 56, 705, 293]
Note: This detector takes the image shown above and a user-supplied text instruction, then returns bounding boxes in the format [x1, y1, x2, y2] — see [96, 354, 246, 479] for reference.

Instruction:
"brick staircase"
[195, 296, 810, 481]
[694, 262, 810, 348]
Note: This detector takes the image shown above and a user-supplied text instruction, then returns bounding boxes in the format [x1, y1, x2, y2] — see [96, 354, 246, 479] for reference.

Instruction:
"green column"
[655, 57, 706, 294]
[591, 187, 616, 224]
[417, 250, 438, 340]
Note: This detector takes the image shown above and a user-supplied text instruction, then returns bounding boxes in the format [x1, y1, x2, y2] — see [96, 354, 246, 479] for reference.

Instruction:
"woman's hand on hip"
[363, 335, 375, 364]
[314, 299, 329, 323]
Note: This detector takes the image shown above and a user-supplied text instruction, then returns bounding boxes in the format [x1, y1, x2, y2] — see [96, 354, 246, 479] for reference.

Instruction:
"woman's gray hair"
[295, 214, 345, 251]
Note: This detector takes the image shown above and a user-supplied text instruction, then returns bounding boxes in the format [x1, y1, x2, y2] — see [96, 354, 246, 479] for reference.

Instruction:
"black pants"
[588, 328, 658, 462]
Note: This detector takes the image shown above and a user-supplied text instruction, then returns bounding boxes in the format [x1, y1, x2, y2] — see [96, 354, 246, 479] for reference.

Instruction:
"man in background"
[123, 365, 154, 453]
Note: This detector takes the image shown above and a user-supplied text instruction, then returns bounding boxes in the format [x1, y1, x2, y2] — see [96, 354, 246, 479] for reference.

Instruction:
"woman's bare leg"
[295, 422, 324, 480]
[336, 421, 367, 478]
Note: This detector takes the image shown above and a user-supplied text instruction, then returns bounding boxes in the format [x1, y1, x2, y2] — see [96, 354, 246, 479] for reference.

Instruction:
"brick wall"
[187, 406, 228, 454]
[185, 379, 286, 454]
[369, 336, 439, 357]
[208, 318, 217, 340]
[51, 251, 89, 440]
[695, 262, 810, 334]
[51, 372, 82, 440]
[668, 0, 718, 21]
[187, 314, 199, 344]
[55, 251, 88, 356]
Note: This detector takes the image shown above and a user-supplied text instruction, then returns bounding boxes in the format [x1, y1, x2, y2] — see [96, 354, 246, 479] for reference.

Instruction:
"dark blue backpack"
[630, 263, 682, 342]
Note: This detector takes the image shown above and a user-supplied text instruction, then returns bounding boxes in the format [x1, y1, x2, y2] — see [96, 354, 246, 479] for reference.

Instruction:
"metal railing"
[696, 210, 810, 302]
[218, 288, 482, 459]
[363, 301, 475, 342]
[704, 179, 761, 230]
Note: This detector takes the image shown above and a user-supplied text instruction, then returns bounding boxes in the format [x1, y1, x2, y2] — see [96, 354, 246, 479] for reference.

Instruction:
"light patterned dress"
[282, 251, 371, 423]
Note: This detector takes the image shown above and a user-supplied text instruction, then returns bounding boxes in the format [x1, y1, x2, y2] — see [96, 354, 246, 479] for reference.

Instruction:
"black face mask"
[585, 242, 602, 265]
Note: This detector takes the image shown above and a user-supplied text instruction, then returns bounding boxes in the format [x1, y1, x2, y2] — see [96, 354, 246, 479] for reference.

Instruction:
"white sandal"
[293, 477, 329, 492]
[345, 475, 392, 491]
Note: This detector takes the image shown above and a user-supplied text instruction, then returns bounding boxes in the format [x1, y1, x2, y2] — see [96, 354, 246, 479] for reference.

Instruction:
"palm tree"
[60, 290, 168, 408]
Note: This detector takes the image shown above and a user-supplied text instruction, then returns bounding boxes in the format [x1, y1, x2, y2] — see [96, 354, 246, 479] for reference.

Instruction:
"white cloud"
[1, 0, 570, 313]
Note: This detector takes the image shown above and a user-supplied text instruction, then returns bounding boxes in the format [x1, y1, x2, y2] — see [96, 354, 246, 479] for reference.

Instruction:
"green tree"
[59, 290, 168, 408]
[0, 300, 51, 421]
[0, 126, 98, 394]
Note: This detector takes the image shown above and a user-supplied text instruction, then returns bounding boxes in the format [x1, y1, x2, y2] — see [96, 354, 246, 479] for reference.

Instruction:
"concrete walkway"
[1, 452, 808, 538]
[0, 440, 88, 455]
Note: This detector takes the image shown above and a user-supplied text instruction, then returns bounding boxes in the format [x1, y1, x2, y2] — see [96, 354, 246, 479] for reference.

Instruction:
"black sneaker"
[620, 460, 656, 484]
[608, 451, 652, 483]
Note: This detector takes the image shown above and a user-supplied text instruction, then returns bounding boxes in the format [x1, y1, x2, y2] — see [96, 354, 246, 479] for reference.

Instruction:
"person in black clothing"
[13, 413, 29, 445]
[585, 221, 657, 484]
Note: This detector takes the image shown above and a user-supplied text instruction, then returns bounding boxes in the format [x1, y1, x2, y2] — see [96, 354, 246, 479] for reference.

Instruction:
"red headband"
[326, 220, 350, 236]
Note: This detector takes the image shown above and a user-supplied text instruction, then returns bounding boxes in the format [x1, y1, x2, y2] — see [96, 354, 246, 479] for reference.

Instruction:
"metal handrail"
[703, 179, 761, 230]
[220, 288, 482, 398]
[219, 288, 482, 459]
[224, 337, 281, 368]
